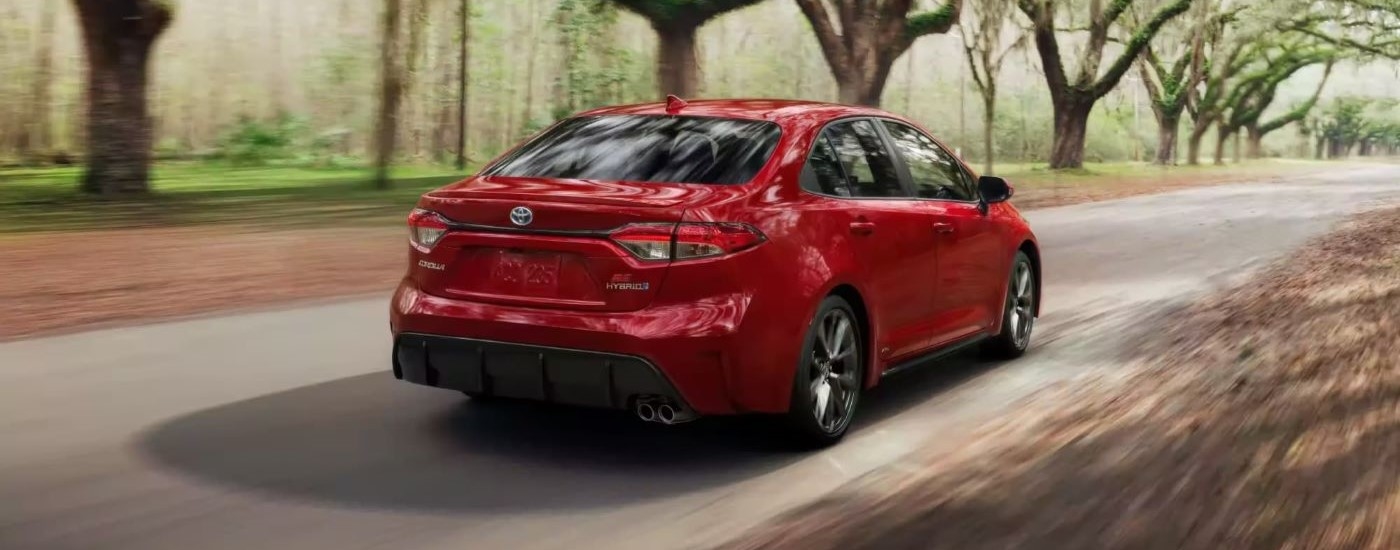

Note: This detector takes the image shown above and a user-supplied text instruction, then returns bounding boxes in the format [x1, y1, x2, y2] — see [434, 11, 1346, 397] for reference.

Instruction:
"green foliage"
[217, 115, 306, 166]
[0, 163, 464, 233]
[905, 1, 959, 39]
[1320, 97, 1367, 143]
[552, 0, 648, 115]
[1309, 96, 1400, 156]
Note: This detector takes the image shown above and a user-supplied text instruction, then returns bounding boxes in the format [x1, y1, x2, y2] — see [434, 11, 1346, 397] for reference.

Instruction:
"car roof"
[577, 99, 900, 127]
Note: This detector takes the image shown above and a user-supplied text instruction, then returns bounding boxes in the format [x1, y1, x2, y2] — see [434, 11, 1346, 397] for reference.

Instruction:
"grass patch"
[0, 159, 1346, 233]
[0, 162, 467, 233]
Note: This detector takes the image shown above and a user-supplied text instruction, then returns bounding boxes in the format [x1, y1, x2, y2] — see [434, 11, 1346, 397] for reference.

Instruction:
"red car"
[391, 98, 1040, 446]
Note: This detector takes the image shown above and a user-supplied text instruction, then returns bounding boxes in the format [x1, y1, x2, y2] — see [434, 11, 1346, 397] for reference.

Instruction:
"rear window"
[484, 115, 782, 185]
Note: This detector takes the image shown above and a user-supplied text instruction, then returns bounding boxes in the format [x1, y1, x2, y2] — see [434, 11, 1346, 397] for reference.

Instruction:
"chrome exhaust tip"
[656, 404, 677, 425]
[636, 402, 657, 422]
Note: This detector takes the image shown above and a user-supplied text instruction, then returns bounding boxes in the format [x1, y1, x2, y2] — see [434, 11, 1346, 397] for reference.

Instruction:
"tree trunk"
[20, 0, 59, 163]
[1187, 123, 1209, 166]
[1246, 124, 1263, 159]
[1213, 127, 1229, 166]
[1314, 136, 1325, 160]
[373, 0, 404, 190]
[982, 92, 996, 175]
[73, 0, 172, 195]
[835, 70, 890, 107]
[455, 0, 471, 170]
[654, 21, 700, 97]
[519, 0, 539, 130]
[1048, 95, 1093, 169]
[1154, 112, 1180, 166]
[1233, 132, 1242, 163]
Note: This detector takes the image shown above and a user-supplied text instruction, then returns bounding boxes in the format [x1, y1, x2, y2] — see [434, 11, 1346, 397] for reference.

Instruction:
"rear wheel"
[783, 296, 863, 448]
[984, 251, 1036, 359]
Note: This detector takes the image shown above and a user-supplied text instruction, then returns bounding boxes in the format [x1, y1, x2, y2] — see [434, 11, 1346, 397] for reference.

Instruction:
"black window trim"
[875, 117, 983, 205]
[797, 116, 919, 201]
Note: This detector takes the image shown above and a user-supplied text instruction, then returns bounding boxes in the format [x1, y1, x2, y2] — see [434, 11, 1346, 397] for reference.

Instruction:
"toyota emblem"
[509, 206, 534, 227]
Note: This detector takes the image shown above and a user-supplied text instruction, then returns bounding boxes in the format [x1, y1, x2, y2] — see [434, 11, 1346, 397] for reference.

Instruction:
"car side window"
[881, 121, 974, 201]
[801, 135, 854, 197]
[821, 120, 906, 198]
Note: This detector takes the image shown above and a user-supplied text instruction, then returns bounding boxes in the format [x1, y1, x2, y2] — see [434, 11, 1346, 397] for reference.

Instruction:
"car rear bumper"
[389, 279, 758, 415]
[393, 333, 690, 412]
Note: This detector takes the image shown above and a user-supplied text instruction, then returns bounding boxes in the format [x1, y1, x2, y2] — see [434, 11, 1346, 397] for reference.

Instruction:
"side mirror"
[978, 175, 1014, 204]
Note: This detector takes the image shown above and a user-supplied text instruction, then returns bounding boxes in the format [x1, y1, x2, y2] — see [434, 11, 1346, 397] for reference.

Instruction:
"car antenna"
[665, 94, 687, 115]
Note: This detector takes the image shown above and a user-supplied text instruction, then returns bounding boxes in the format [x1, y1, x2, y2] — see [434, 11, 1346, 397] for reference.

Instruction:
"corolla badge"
[509, 206, 534, 227]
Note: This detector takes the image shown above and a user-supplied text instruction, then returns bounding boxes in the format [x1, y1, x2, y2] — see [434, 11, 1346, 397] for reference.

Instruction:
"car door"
[880, 120, 1003, 345]
[803, 119, 941, 362]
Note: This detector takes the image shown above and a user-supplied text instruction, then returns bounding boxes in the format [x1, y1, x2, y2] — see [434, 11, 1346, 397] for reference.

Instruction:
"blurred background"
[0, 0, 1396, 180]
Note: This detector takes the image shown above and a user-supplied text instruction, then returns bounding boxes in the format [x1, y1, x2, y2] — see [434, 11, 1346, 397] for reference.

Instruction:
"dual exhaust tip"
[635, 397, 691, 425]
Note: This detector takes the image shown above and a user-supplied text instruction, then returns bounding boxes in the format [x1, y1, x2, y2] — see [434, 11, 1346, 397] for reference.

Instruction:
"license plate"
[491, 251, 561, 293]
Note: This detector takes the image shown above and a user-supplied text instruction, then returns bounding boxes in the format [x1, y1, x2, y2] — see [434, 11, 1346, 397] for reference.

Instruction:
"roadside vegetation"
[2, 0, 1398, 337]
[728, 205, 1400, 549]
[3, 0, 1400, 196]
[0, 163, 462, 233]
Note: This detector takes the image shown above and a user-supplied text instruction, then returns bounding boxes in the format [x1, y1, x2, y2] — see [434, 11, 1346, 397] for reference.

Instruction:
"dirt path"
[0, 227, 404, 339]
[0, 163, 1353, 340]
[728, 206, 1400, 549]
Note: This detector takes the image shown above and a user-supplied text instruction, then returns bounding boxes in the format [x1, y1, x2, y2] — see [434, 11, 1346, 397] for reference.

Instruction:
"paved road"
[3, 166, 1398, 550]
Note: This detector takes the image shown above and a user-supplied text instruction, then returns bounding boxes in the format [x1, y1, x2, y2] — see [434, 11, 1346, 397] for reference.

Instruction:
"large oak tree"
[612, 0, 768, 98]
[1212, 45, 1333, 164]
[1137, 4, 1215, 166]
[71, 0, 173, 195]
[1017, 0, 1193, 169]
[796, 0, 963, 107]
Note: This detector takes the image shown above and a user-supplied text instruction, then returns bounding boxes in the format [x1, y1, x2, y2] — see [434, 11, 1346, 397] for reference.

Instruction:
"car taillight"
[610, 222, 766, 261]
[609, 223, 676, 261]
[407, 209, 449, 251]
[674, 223, 766, 259]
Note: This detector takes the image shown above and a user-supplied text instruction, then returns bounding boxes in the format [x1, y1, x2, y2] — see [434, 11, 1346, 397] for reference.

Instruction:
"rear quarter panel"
[676, 120, 879, 413]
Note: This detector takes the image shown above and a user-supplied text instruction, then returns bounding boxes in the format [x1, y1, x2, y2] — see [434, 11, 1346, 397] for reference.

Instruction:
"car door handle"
[849, 221, 876, 235]
[933, 222, 955, 234]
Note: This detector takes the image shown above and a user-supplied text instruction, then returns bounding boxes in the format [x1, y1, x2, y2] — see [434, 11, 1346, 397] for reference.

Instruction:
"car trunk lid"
[410, 176, 741, 312]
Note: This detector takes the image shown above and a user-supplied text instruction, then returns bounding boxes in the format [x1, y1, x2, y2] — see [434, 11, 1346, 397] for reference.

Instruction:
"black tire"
[983, 251, 1036, 359]
[782, 295, 864, 449]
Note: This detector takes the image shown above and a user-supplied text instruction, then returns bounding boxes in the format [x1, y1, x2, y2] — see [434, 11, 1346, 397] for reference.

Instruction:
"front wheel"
[782, 296, 864, 448]
[983, 251, 1036, 359]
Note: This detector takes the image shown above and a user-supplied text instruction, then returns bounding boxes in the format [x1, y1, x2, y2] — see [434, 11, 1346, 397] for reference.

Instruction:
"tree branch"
[794, 0, 851, 77]
[906, 0, 962, 39]
[1258, 61, 1335, 135]
[1018, 0, 1069, 98]
[1091, 0, 1193, 99]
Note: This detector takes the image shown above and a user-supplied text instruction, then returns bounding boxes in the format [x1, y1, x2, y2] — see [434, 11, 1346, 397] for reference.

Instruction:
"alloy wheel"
[1008, 262, 1035, 349]
[809, 308, 859, 433]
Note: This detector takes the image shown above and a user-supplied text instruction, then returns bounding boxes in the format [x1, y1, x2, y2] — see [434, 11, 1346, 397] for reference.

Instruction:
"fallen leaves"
[729, 206, 1400, 550]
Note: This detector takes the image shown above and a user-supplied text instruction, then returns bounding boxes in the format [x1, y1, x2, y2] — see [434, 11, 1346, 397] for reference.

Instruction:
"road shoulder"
[725, 205, 1400, 549]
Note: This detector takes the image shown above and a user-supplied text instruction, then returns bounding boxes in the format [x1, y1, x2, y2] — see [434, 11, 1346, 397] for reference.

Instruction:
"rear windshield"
[484, 115, 782, 185]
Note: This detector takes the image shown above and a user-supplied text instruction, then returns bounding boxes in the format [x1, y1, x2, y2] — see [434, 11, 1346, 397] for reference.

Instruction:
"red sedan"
[390, 98, 1040, 447]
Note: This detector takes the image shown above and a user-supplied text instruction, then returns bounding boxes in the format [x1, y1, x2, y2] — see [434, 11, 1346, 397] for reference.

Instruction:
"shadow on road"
[138, 350, 1003, 513]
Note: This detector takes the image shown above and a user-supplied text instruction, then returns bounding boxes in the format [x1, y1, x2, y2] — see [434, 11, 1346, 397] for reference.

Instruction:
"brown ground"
[728, 207, 1400, 549]
[0, 227, 405, 340]
[0, 161, 1342, 340]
